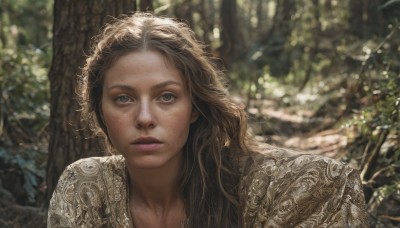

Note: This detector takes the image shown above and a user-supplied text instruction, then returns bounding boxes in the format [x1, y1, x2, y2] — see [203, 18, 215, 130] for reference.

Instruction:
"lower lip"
[132, 143, 162, 152]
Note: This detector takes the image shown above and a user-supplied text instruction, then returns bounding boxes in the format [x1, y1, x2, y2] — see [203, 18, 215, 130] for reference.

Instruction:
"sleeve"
[328, 167, 370, 227]
[47, 157, 120, 227]
[241, 153, 370, 227]
[47, 165, 78, 228]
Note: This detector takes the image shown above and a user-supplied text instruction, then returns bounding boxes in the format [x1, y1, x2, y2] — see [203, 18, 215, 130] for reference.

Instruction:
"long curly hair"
[79, 12, 254, 227]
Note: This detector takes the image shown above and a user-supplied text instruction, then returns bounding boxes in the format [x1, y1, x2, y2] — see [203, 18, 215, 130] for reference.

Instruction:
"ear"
[190, 109, 199, 124]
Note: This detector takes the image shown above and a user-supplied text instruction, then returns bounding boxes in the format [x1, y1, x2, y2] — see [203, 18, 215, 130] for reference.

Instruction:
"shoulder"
[65, 155, 125, 172]
[240, 144, 368, 227]
[54, 155, 124, 186]
[242, 144, 354, 178]
[50, 155, 126, 198]
[48, 155, 128, 227]
[61, 155, 125, 177]
[53, 155, 126, 203]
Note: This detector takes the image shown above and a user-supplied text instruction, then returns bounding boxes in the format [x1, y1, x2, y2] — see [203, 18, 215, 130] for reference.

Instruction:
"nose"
[135, 100, 155, 130]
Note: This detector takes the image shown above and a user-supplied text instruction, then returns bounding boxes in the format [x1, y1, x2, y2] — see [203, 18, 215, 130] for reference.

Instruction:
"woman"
[47, 13, 369, 227]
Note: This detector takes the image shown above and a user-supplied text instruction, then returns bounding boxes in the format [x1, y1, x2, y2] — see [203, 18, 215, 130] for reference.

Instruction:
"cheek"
[103, 113, 124, 129]
[102, 115, 129, 151]
[101, 107, 125, 137]
[166, 108, 193, 137]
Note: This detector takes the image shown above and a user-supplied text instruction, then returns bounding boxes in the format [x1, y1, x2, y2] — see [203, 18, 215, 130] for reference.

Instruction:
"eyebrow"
[107, 80, 182, 91]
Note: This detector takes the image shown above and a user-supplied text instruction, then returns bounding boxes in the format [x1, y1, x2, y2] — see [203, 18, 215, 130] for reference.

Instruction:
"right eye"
[115, 95, 132, 104]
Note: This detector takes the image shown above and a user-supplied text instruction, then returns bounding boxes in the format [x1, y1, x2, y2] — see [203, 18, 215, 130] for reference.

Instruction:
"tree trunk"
[199, 0, 215, 47]
[219, 0, 241, 69]
[348, 0, 386, 39]
[174, 0, 194, 29]
[259, 0, 296, 77]
[140, 0, 153, 11]
[256, 0, 264, 35]
[299, 0, 321, 91]
[46, 0, 136, 206]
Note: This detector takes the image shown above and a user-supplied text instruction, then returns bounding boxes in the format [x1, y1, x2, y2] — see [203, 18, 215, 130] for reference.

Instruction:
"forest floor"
[0, 80, 399, 227]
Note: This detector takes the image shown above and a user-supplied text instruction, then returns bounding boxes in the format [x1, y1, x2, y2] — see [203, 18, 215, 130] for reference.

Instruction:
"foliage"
[0, 0, 52, 145]
[343, 20, 400, 223]
[0, 146, 46, 205]
[0, 0, 53, 48]
[1, 47, 50, 145]
[0, 0, 51, 211]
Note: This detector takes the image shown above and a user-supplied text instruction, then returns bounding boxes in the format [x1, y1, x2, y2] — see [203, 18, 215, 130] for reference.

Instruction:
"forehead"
[106, 49, 179, 73]
[103, 50, 186, 88]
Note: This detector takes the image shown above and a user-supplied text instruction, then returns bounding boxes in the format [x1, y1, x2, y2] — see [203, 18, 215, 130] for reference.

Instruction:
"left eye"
[160, 93, 176, 103]
[116, 95, 132, 103]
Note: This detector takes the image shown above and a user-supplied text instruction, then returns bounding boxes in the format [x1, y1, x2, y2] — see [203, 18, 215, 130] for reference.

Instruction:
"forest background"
[0, 0, 399, 227]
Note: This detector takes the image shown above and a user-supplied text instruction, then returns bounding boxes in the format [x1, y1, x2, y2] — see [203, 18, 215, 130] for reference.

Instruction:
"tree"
[348, 0, 387, 39]
[199, 0, 216, 47]
[140, 0, 153, 11]
[173, 0, 195, 30]
[219, 0, 242, 69]
[46, 0, 136, 205]
[298, 0, 321, 91]
[261, 0, 296, 77]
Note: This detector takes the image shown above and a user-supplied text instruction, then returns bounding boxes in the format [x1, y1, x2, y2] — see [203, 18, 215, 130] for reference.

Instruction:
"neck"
[126, 159, 182, 210]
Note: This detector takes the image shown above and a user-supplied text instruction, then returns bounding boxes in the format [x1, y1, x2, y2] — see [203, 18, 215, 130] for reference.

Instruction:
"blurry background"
[0, 0, 399, 227]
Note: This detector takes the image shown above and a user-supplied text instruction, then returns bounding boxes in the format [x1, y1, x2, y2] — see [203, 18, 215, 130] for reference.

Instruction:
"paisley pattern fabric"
[239, 146, 369, 227]
[47, 146, 369, 227]
[47, 156, 132, 227]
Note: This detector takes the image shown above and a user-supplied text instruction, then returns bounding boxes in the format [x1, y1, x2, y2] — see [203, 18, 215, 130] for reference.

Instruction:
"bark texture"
[46, 0, 136, 205]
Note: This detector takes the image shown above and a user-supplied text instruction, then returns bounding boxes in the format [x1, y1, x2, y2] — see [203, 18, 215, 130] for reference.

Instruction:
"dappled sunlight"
[284, 129, 348, 158]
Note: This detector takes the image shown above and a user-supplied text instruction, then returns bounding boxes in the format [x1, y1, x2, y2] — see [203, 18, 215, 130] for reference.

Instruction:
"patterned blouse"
[47, 146, 369, 227]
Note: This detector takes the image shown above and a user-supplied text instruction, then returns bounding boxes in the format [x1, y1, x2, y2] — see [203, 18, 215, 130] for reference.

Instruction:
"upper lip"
[132, 137, 162, 144]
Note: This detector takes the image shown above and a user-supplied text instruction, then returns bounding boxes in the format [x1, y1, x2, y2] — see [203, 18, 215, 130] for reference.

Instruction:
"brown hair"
[80, 12, 253, 227]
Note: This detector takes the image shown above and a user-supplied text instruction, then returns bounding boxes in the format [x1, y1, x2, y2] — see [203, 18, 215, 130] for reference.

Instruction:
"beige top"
[47, 146, 369, 227]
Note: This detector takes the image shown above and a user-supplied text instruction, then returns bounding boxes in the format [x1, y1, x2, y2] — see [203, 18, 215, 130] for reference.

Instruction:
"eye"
[115, 95, 132, 104]
[159, 93, 176, 103]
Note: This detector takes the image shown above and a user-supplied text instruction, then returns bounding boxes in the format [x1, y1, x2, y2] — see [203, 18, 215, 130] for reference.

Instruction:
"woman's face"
[101, 50, 198, 170]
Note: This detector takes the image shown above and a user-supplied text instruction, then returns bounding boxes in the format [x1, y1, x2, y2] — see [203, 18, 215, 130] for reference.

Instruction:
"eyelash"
[115, 95, 132, 104]
[113, 93, 176, 104]
[159, 93, 176, 103]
